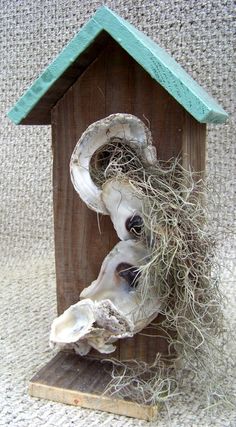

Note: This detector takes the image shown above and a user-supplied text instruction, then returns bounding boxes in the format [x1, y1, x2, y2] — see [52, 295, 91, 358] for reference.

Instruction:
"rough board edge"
[8, 6, 228, 125]
[29, 382, 159, 421]
[29, 354, 159, 421]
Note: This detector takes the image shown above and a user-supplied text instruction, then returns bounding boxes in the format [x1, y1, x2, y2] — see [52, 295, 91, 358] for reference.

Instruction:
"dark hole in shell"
[125, 214, 143, 236]
[116, 262, 141, 288]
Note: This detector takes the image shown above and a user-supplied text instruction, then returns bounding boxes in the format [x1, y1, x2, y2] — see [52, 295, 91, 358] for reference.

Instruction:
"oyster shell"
[81, 240, 160, 333]
[50, 298, 134, 356]
[50, 299, 95, 344]
[50, 241, 160, 355]
[80, 240, 146, 312]
[70, 113, 156, 214]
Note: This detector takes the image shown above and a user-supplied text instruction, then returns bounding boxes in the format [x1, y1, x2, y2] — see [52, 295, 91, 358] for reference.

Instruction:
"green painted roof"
[8, 6, 228, 125]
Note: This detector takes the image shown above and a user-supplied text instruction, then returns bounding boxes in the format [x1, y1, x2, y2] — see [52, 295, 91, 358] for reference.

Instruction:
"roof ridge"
[8, 6, 228, 125]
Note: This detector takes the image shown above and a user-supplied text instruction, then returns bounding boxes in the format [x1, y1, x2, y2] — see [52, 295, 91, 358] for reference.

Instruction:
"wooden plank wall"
[51, 39, 206, 363]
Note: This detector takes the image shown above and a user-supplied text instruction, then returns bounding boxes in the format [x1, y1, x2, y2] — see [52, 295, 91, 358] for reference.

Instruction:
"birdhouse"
[8, 6, 228, 421]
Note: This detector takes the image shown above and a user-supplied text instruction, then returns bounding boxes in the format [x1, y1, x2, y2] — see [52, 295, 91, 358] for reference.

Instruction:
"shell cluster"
[50, 114, 160, 355]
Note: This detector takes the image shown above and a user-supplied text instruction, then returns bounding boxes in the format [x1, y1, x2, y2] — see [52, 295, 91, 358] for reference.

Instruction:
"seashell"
[101, 179, 144, 240]
[50, 241, 160, 355]
[50, 298, 134, 356]
[80, 240, 148, 314]
[50, 299, 95, 344]
[70, 113, 157, 214]
[80, 240, 160, 333]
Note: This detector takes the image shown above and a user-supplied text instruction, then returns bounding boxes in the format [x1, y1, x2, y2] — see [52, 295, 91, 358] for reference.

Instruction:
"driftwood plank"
[29, 352, 159, 421]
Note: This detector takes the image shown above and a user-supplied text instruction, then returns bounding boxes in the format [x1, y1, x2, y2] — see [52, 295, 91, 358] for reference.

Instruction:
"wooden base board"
[29, 352, 159, 421]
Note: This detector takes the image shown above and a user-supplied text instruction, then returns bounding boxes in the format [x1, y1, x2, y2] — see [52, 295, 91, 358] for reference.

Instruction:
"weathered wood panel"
[182, 112, 206, 174]
[52, 39, 205, 363]
[29, 352, 159, 421]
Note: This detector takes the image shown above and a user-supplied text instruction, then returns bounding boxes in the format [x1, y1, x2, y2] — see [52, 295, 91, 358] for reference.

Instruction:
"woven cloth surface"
[1, 1, 235, 426]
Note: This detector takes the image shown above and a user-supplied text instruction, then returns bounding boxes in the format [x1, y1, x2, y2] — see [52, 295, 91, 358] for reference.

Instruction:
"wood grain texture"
[29, 352, 159, 421]
[52, 39, 190, 363]
[182, 112, 206, 174]
[8, 6, 228, 125]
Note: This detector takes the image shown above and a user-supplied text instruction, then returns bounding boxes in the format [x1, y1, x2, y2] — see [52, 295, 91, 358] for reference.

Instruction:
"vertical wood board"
[182, 112, 206, 174]
[52, 39, 206, 363]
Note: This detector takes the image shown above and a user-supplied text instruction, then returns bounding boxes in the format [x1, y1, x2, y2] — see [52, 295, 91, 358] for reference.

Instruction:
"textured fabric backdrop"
[1, 1, 235, 426]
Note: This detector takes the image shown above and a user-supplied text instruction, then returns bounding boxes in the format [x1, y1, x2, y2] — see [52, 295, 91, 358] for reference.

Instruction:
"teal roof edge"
[8, 5, 228, 125]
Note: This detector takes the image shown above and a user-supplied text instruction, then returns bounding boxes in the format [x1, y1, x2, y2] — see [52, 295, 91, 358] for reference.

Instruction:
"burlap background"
[1, 1, 235, 426]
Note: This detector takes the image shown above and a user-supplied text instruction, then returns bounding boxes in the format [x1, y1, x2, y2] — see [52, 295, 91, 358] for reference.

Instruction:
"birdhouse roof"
[8, 6, 228, 125]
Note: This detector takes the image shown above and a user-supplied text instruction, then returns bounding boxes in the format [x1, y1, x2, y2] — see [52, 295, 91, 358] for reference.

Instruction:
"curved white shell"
[50, 299, 95, 343]
[50, 241, 160, 355]
[70, 113, 157, 214]
[80, 240, 160, 332]
[80, 240, 148, 314]
[50, 298, 134, 356]
[102, 179, 143, 240]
